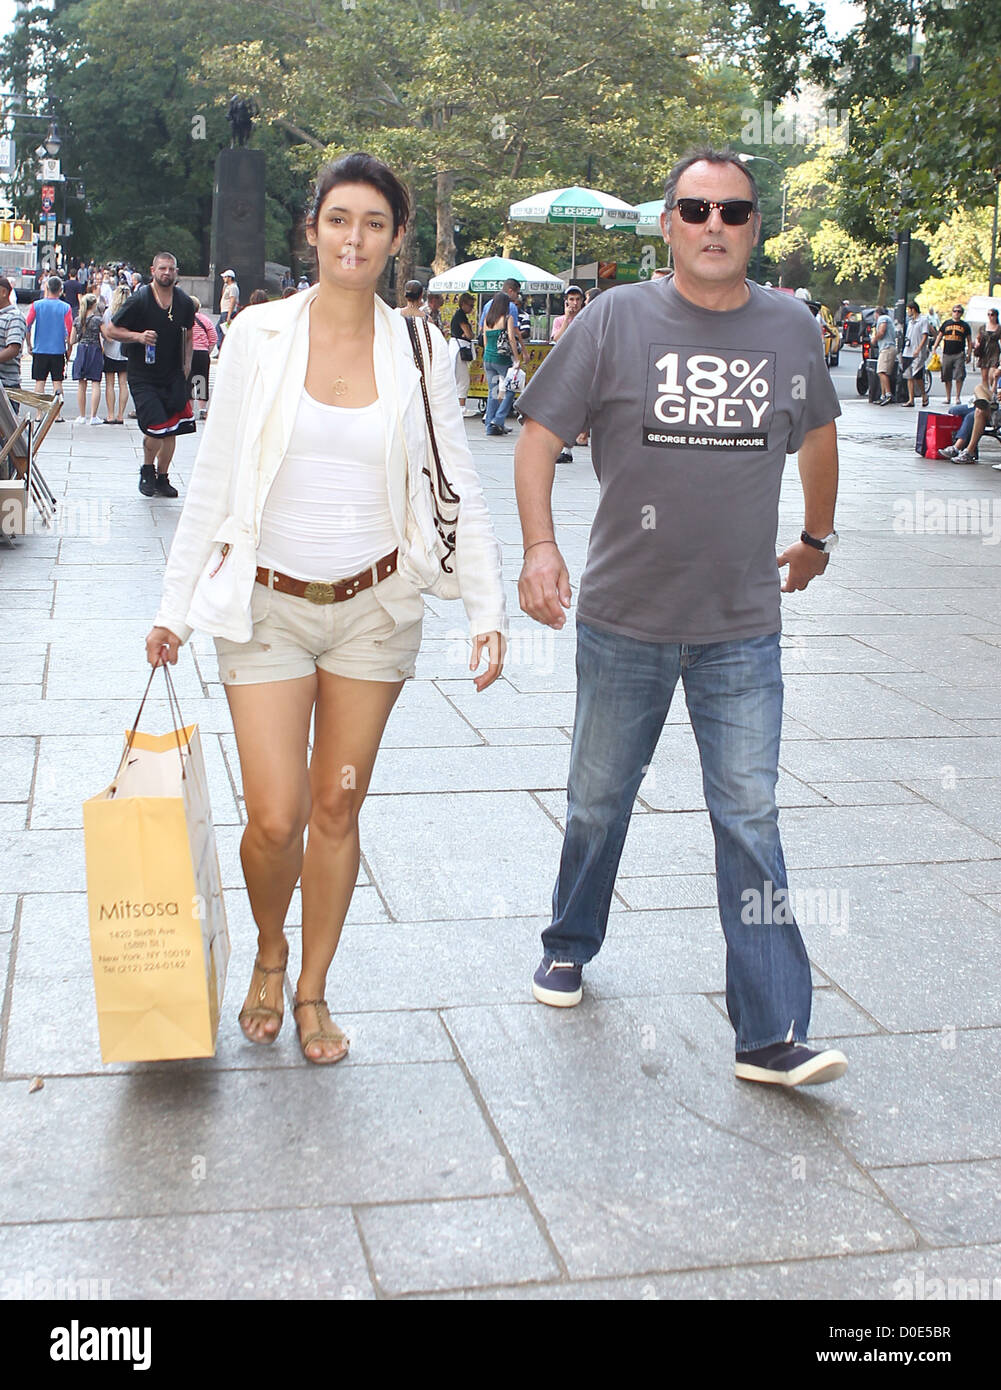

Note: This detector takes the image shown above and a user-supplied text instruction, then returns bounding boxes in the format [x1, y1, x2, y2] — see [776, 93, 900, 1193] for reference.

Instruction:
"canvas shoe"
[938, 444, 960, 458]
[952, 449, 978, 464]
[735, 1041, 847, 1088]
[532, 957, 583, 1007]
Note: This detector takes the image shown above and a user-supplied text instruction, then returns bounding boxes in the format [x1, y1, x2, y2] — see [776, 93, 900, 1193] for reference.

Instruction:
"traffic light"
[10, 220, 30, 243]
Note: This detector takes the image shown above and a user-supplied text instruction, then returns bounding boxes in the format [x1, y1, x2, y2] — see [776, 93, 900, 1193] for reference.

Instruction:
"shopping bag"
[83, 664, 230, 1062]
[925, 413, 960, 459]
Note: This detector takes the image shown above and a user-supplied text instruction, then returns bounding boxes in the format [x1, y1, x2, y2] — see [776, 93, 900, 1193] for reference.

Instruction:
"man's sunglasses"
[671, 198, 756, 226]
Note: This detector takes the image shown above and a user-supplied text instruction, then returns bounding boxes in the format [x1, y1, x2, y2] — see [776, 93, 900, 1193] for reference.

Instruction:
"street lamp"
[43, 121, 61, 158]
[738, 152, 788, 285]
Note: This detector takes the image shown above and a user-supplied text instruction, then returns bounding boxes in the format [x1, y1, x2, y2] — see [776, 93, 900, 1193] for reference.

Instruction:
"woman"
[481, 291, 521, 436]
[399, 279, 425, 318]
[188, 296, 218, 420]
[449, 292, 476, 415]
[101, 285, 130, 424]
[981, 308, 1000, 390]
[70, 293, 105, 425]
[145, 152, 506, 1064]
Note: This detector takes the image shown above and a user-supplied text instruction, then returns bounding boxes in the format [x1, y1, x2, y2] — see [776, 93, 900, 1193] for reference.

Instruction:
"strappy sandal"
[238, 944, 288, 1043]
[293, 996, 350, 1066]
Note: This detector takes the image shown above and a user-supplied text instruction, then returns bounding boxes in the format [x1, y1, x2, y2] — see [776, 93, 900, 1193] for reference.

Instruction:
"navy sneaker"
[532, 957, 583, 1007]
[735, 1041, 847, 1088]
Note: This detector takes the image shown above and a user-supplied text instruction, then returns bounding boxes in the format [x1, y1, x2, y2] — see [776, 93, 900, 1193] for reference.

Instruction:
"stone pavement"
[1, 380, 1000, 1301]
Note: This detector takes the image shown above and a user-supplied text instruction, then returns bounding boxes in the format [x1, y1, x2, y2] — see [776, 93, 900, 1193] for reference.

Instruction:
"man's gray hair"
[663, 147, 759, 215]
[46, 275, 62, 293]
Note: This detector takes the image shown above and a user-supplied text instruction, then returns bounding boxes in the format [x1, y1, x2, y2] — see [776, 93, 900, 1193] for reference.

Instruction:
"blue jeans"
[947, 403, 975, 447]
[483, 362, 514, 429]
[544, 621, 812, 1052]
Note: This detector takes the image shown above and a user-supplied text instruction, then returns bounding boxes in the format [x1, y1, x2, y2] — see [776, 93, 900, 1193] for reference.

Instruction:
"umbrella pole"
[572, 219, 577, 282]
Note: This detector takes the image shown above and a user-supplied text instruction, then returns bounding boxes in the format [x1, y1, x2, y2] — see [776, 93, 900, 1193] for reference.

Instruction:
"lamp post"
[989, 166, 1001, 298]
[738, 152, 787, 285]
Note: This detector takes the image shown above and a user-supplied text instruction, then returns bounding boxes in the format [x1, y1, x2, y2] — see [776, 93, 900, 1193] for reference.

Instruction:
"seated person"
[940, 384, 999, 466]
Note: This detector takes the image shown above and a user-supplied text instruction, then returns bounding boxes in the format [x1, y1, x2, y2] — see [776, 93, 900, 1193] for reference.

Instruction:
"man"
[62, 267, 83, 316]
[423, 290, 445, 330]
[939, 383, 998, 466]
[514, 148, 846, 1089]
[550, 285, 586, 463]
[106, 251, 195, 498]
[218, 268, 240, 337]
[872, 304, 897, 405]
[25, 275, 73, 420]
[932, 303, 972, 407]
[900, 301, 929, 407]
[0, 276, 26, 411]
[479, 276, 525, 349]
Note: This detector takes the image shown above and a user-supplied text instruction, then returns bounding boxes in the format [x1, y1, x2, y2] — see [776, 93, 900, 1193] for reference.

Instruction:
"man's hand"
[140, 329, 157, 346]
[777, 540, 829, 593]
[518, 541, 572, 628]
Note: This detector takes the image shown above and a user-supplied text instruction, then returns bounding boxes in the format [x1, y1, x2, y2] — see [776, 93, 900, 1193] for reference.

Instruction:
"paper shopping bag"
[83, 666, 230, 1062]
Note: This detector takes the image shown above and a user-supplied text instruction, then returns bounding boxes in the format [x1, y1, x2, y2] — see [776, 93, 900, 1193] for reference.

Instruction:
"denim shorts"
[214, 569, 424, 685]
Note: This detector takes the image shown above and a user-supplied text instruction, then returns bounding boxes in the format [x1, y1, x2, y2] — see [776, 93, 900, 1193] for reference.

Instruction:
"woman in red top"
[189, 296, 218, 420]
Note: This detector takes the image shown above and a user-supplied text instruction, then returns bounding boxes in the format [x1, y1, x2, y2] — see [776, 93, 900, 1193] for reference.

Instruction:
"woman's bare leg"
[297, 669, 405, 1059]
[225, 674, 317, 1040]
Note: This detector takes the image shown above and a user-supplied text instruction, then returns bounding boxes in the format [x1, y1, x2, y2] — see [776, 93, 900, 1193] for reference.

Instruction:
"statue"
[226, 96, 259, 148]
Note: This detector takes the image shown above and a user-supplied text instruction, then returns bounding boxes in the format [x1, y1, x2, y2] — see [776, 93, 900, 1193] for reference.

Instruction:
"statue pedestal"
[209, 148, 266, 312]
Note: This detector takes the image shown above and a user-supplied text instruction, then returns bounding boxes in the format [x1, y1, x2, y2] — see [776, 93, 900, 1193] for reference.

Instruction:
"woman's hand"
[470, 631, 504, 691]
[146, 626, 181, 667]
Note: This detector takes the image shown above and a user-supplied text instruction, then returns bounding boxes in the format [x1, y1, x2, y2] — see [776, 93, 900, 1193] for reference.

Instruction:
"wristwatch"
[801, 529, 839, 553]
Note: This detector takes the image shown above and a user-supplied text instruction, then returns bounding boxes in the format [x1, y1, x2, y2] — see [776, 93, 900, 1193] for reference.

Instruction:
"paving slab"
[0, 1063, 506, 1223]
[0, 1206, 376, 1300]
[442, 996, 914, 1280]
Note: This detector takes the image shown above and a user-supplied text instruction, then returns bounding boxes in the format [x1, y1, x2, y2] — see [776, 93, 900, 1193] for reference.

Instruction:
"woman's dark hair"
[485, 292, 510, 327]
[458, 293, 474, 310]
[307, 152, 410, 234]
[404, 279, 425, 302]
[248, 289, 268, 306]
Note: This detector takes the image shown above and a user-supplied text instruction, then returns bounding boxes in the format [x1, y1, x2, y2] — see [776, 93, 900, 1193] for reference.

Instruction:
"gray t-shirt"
[517, 276, 841, 644]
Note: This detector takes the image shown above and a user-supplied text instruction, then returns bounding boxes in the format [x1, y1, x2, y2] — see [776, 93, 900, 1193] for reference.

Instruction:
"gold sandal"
[293, 996, 350, 1066]
[238, 944, 289, 1043]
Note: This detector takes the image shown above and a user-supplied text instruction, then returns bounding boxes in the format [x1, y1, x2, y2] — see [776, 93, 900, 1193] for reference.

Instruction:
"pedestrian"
[515, 146, 847, 1089]
[106, 250, 195, 498]
[246, 289, 269, 307]
[900, 300, 930, 407]
[296, 275, 309, 291]
[143, 152, 506, 1064]
[188, 295, 217, 421]
[550, 285, 585, 460]
[481, 290, 521, 436]
[399, 279, 425, 317]
[931, 303, 972, 406]
[0, 276, 26, 411]
[98, 269, 114, 310]
[218, 269, 240, 341]
[25, 275, 73, 421]
[423, 290, 445, 330]
[871, 304, 898, 405]
[100, 285, 130, 424]
[939, 383, 998, 466]
[979, 307, 1000, 390]
[61, 267, 83, 316]
[449, 291, 477, 416]
[69, 292, 105, 425]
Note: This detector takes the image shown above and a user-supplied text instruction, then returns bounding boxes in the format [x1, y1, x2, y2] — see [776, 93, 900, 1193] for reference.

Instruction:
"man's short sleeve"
[787, 329, 841, 454]
[517, 317, 598, 443]
[6, 312, 25, 346]
[112, 289, 145, 330]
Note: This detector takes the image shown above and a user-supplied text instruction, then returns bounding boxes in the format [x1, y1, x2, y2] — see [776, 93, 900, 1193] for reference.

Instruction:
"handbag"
[404, 316, 460, 581]
[929, 350, 941, 372]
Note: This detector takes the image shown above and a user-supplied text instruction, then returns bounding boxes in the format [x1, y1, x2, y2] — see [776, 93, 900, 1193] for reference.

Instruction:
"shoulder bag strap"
[405, 316, 459, 570]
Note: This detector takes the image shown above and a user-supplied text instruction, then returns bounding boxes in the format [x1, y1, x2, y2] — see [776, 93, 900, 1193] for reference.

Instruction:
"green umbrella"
[427, 256, 565, 295]
[508, 185, 640, 279]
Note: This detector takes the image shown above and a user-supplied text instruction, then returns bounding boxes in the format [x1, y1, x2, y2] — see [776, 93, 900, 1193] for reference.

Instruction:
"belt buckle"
[303, 581, 336, 605]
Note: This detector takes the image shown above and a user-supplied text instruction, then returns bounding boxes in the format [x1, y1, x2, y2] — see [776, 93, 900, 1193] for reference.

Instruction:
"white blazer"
[155, 287, 507, 646]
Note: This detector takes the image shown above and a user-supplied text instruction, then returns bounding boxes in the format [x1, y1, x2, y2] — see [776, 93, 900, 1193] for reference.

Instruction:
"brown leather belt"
[255, 548, 399, 605]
